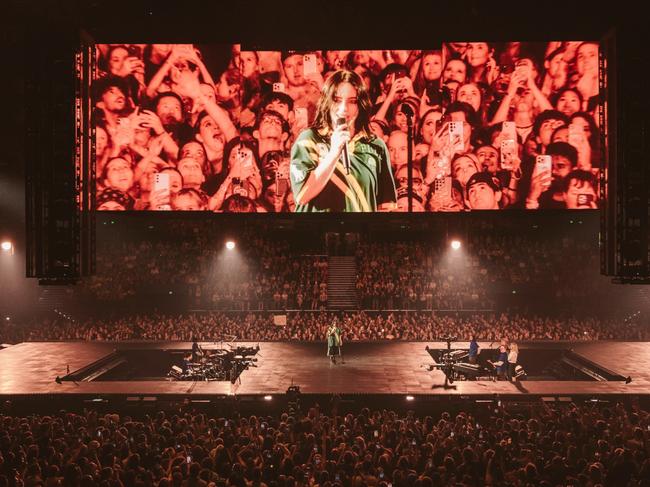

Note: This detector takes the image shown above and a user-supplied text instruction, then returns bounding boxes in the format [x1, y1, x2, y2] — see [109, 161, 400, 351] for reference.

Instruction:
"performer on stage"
[468, 335, 479, 364]
[191, 340, 204, 363]
[327, 319, 343, 363]
[488, 345, 509, 380]
[290, 70, 397, 212]
[507, 342, 519, 381]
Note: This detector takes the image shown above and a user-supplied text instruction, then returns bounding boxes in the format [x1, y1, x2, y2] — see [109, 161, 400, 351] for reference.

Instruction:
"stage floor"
[0, 341, 648, 398]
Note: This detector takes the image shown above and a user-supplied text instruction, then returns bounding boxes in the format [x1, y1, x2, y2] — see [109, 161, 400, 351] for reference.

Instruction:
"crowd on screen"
[2, 401, 650, 486]
[93, 42, 602, 212]
[2, 311, 647, 343]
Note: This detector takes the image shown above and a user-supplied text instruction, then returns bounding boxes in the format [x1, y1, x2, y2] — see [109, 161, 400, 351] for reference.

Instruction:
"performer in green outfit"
[290, 70, 397, 212]
[327, 319, 342, 363]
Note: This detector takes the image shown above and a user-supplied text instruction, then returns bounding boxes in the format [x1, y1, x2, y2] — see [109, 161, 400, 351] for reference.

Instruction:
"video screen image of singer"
[90, 42, 605, 212]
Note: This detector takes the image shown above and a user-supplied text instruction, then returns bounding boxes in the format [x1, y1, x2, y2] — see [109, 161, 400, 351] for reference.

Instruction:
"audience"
[1, 401, 650, 486]
[71, 219, 633, 318]
[2, 311, 647, 343]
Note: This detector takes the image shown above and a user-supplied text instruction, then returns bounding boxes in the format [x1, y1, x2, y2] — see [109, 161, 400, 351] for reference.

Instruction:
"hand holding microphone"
[334, 117, 351, 174]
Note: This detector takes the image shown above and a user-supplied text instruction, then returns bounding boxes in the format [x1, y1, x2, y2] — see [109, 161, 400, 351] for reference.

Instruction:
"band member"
[507, 342, 519, 381]
[191, 340, 204, 362]
[327, 319, 342, 363]
[468, 335, 479, 365]
[290, 70, 397, 212]
[488, 345, 509, 380]
[182, 352, 192, 371]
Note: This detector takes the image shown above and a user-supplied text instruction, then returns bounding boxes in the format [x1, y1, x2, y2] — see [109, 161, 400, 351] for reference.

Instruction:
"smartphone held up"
[152, 172, 172, 210]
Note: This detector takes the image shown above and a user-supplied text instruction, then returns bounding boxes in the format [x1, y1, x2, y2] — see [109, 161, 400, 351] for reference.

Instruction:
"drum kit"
[182, 349, 230, 381]
[169, 344, 260, 383]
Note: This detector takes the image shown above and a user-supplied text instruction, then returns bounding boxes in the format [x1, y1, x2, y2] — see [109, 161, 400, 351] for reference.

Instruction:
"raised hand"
[485, 55, 499, 85]
[304, 71, 325, 92]
[414, 143, 429, 161]
[400, 75, 416, 97]
[147, 135, 165, 158]
[116, 56, 144, 78]
[507, 70, 527, 97]
[329, 123, 351, 160]
[113, 118, 134, 148]
[388, 76, 415, 100]
[576, 68, 598, 102]
[173, 70, 202, 100]
[528, 168, 552, 204]
[170, 44, 194, 63]
[137, 110, 165, 136]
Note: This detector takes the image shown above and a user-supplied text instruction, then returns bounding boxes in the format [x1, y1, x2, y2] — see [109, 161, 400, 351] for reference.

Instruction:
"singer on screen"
[289, 70, 396, 212]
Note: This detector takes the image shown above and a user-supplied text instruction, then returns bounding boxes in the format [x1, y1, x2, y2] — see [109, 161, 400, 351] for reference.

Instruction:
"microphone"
[336, 117, 351, 174]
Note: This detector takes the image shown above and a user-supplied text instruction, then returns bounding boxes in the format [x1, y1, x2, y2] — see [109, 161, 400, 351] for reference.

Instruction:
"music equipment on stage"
[425, 339, 486, 383]
[168, 344, 260, 382]
[452, 362, 481, 379]
[449, 350, 469, 361]
[169, 365, 183, 379]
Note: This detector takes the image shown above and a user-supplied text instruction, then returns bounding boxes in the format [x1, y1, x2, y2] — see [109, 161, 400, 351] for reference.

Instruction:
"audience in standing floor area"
[1, 400, 650, 486]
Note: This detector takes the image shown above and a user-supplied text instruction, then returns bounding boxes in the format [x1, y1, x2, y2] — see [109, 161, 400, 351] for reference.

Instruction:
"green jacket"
[290, 128, 396, 212]
[327, 326, 342, 347]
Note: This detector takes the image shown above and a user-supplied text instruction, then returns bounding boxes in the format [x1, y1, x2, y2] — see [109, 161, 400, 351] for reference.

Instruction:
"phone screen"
[534, 155, 552, 185]
[295, 107, 308, 128]
[500, 139, 517, 170]
[502, 121, 517, 141]
[239, 149, 253, 170]
[153, 172, 170, 192]
[448, 121, 464, 153]
[430, 176, 452, 206]
[303, 54, 318, 76]
[152, 172, 171, 210]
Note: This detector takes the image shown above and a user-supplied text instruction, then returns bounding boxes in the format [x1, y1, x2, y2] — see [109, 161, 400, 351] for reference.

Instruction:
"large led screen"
[91, 42, 604, 212]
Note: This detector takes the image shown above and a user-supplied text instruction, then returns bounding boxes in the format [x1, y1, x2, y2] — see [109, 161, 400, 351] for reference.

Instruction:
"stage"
[0, 341, 648, 402]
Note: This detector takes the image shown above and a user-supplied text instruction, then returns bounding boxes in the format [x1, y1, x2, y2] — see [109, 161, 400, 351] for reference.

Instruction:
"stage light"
[406, 395, 414, 401]
[264, 395, 272, 401]
[226, 241, 235, 250]
[1, 241, 13, 252]
[450, 240, 461, 250]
